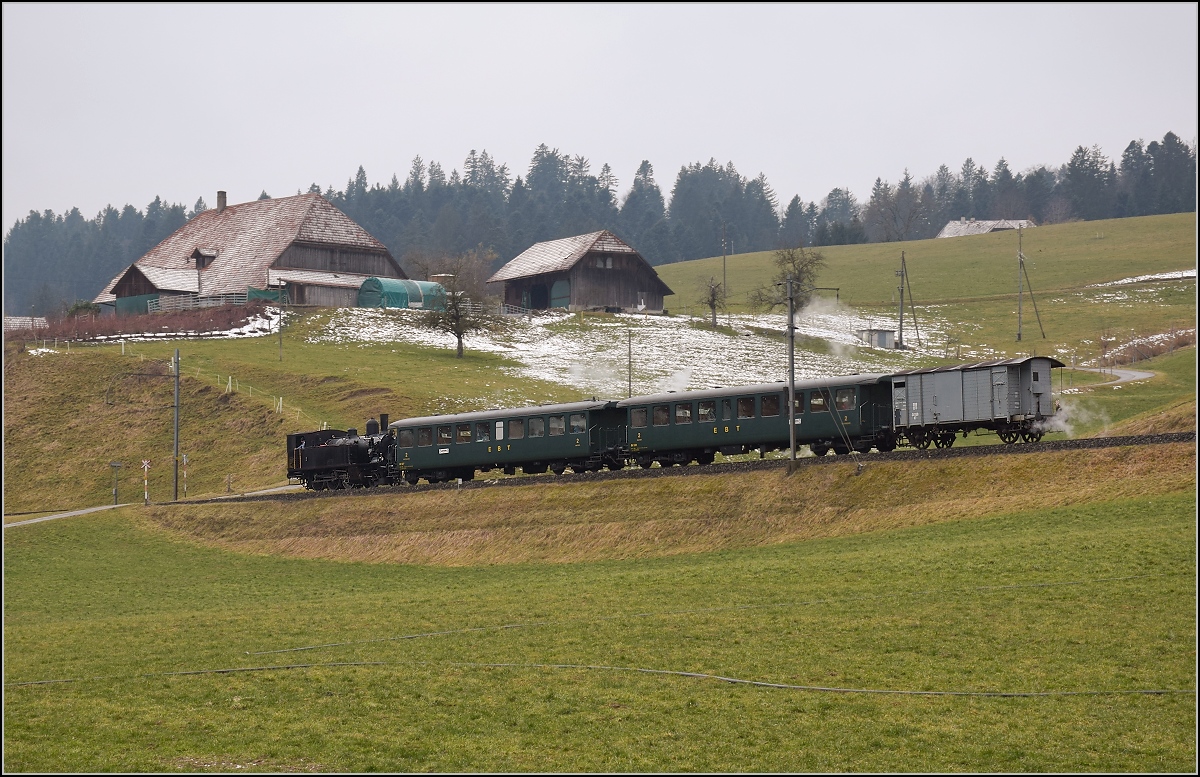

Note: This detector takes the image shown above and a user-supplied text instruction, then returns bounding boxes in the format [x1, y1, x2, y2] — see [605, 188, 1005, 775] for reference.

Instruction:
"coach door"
[991, 368, 1007, 418]
[892, 379, 907, 428]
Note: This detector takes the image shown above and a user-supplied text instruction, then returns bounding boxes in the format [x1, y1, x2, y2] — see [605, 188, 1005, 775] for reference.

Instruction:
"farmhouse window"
[761, 395, 781, 417]
[631, 408, 648, 428]
[417, 428, 433, 447]
[675, 403, 692, 424]
[737, 397, 755, 419]
[456, 424, 472, 444]
[698, 401, 717, 423]
[652, 405, 670, 426]
[398, 429, 415, 448]
[549, 415, 566, 436]
[508, 419, 525, 440]
[529, 417, 546, 438]
[475, 422, 491, 442]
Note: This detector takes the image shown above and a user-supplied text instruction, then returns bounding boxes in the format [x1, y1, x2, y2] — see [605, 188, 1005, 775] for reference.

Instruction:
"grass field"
[3, 460, 1195, 772]
[658, 212, 1196, 363]
[4, 212, 1196, 771]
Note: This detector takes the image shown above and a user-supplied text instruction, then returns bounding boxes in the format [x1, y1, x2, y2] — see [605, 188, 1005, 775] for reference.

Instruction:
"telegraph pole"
[721, 222, 727, 306]
[786, 275, 797, 474]
[173, 348, 180, 500]
[1017, 227, 1024, 341]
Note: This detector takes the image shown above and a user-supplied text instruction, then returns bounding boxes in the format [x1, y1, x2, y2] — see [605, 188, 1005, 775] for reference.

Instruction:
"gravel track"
[197, 432, 1195, 507]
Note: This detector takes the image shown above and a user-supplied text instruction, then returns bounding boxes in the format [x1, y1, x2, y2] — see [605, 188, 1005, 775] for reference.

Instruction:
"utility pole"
[896, 262, 905, 349]
[627, 329, 632, 398]
[110, 461, 122, 505]
[173, 348, 180, 501]
[1017, 227, 1024, 341]
[786, 275, 797, 474]
[721, 221, 728, 316]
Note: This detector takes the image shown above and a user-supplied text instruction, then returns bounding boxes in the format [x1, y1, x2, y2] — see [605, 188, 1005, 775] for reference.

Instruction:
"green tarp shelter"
[357, 278, 446, 311]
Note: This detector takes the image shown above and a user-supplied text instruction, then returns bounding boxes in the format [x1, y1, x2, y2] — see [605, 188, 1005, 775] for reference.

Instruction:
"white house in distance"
[935, 217, 1036, 238]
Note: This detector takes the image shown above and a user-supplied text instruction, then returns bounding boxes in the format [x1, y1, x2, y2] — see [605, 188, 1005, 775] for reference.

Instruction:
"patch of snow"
[305, 305, 964, 398]
[1086, 270, 1196, 287]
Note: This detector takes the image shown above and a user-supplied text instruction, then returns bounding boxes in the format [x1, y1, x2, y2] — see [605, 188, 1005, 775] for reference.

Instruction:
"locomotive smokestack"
[217, 190, 227, 213]
[380, 413, 389, 429]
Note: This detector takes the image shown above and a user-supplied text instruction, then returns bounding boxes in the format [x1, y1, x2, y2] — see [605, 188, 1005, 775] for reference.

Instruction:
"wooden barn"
[94, 191, 405, 315]
[487, 231, 673, 313]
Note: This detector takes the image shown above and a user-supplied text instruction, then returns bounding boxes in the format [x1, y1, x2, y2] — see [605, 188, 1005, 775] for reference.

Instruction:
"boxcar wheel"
[998, 429, 1020, 444]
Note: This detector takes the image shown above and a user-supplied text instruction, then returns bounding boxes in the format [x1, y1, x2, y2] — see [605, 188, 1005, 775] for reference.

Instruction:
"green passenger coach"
[388, 400, 626, 483]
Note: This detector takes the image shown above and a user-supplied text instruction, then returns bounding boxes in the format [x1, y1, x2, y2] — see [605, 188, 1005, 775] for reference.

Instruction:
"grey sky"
[3, 2, 1196, 233]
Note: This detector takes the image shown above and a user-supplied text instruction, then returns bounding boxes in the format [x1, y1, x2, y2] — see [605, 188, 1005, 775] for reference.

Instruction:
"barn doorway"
[530, 284, 549, 309]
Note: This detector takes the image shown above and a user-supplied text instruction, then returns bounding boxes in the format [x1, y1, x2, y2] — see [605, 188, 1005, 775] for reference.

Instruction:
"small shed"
[856, 328, 896, 349]
[357, 278, 446, 310]
[486, 230, 673, 313]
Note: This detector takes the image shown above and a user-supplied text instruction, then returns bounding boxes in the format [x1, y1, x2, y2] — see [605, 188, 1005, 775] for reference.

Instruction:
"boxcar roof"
[618, 374, 891, 407]
[887, 356, 1064, 377]
[389, 399, 618, 428]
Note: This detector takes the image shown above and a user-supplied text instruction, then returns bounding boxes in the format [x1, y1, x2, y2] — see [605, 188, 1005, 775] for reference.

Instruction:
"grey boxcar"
[887, 356, 1063, 448]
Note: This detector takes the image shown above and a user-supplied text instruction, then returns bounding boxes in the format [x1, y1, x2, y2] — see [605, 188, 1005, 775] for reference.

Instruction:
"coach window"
[631, 407, 648, 428]
[438, 425, 453, 445]
[810, 391, 828, 412]
[569, 413, 586, 433]
[508, 419, 525, 440]
[417, 427, 433, 446]
[722, 399, 732, 421]
[761, 394, 781, 417]
[456, 424, 472, 444]
[836, 388, 856, 411]
[652, 405, 670, 426]
[549, 415, 566, 436]
[475, 422, 491, 442]
[675, 403, 692, 424]
[529, 417, 546, 438]
[698, 401, 717, 423]
[737, 397, 755, 419]
[398, 429, 415, 448]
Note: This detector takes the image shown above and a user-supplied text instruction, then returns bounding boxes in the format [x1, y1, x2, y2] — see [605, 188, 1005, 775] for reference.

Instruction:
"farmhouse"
[487, 230, 673, 313]
[94, 191, 405, 315]
[935, 217, 1036, 238]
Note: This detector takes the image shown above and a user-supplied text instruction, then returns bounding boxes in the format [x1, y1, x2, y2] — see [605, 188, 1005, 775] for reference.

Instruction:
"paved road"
[1074, 366, 1156, 385]
[3, 484, 304, 529]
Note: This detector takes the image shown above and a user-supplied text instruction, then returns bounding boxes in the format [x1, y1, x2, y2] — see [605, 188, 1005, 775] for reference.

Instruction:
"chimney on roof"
[217, 191, 227, 213]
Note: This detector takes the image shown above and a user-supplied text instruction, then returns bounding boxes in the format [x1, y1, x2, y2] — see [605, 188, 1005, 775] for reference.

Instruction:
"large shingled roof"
[95, 193, 396, 303]
[487, 230, 642, 283]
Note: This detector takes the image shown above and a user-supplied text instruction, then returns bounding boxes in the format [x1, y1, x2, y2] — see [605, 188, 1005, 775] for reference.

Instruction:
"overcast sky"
[3, 2, 1197, 233]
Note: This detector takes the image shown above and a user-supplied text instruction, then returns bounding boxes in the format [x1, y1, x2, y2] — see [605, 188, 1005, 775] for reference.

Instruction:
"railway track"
[197, 431, 1195, 507]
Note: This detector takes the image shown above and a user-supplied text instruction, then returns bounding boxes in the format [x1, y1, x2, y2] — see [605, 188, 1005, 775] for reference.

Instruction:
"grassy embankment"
[4, 469, 1195, 771]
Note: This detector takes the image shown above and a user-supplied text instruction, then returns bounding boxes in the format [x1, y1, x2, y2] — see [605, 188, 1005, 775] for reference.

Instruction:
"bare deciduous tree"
[697, 276, 725, 328]
[411, 245, 501, 358]
[749, 243, 827, 311]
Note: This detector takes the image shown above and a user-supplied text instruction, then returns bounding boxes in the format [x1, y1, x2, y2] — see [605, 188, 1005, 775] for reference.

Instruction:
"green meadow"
[3, 485, 1195, 772]
[4, 211, 1196, 771]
